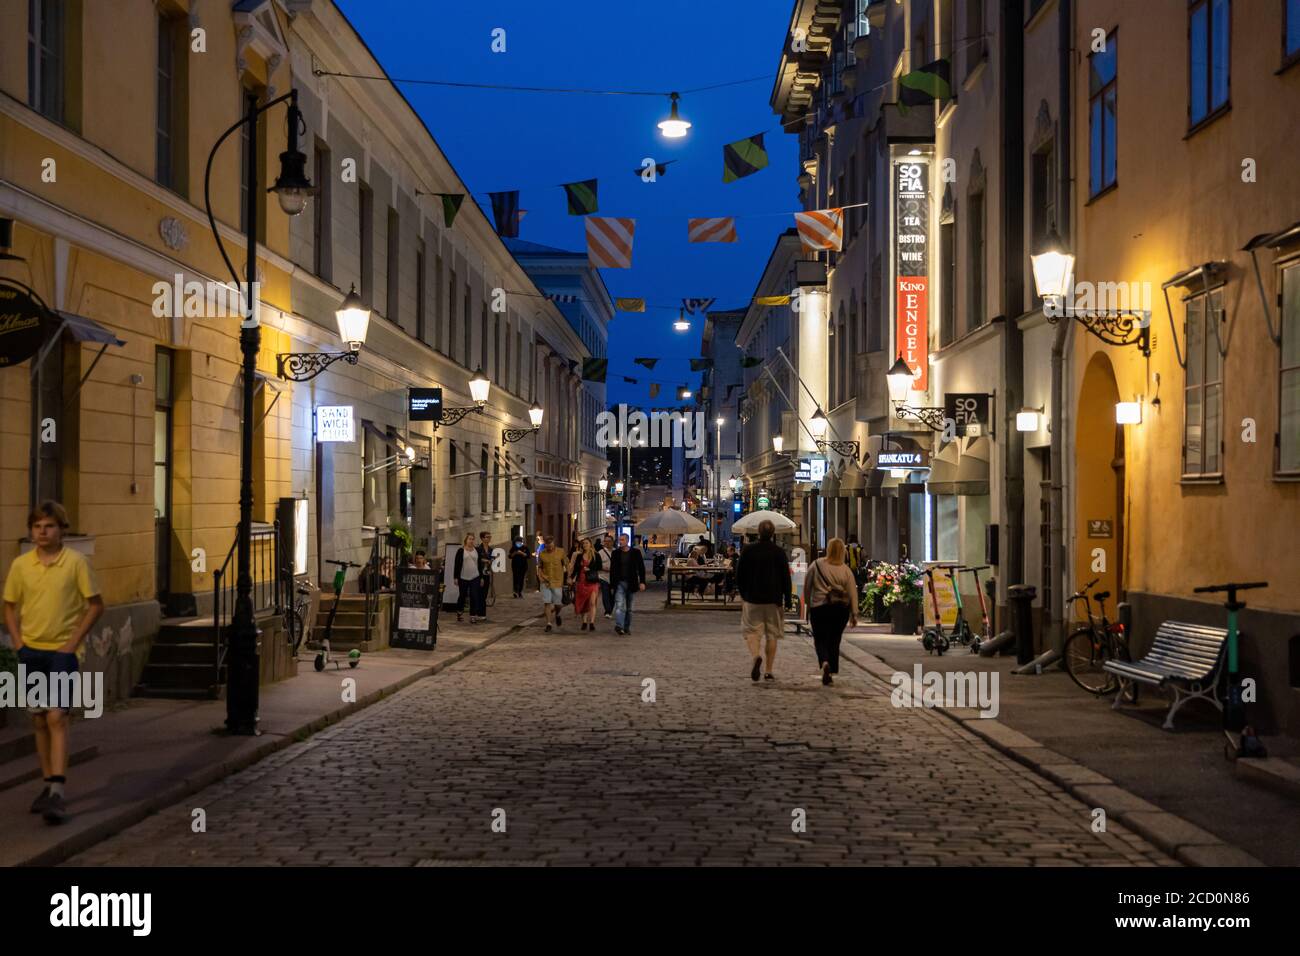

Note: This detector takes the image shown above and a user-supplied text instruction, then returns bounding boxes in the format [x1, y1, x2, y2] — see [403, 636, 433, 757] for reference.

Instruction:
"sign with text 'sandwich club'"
[894, 159, 930, 392]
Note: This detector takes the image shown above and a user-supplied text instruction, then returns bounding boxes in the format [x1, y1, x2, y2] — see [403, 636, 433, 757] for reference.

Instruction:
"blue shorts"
[539, 585, 564, 605]
[17, 647, 80, 713]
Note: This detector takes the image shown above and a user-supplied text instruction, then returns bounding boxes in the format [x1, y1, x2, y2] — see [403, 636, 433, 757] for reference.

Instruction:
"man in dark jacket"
[608, 533, 646, 635]
[735, 519, 791, 681]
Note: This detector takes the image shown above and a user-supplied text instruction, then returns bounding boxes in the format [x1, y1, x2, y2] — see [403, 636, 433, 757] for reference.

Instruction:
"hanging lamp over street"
[657, 92, 691, 138]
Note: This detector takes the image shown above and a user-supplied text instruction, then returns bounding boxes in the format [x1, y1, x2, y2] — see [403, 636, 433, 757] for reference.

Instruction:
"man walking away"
[597, 535, 614, 618]
[735, 519, 790, 682]
[3, 501, 104, 824]
[609, 533, 646, 635]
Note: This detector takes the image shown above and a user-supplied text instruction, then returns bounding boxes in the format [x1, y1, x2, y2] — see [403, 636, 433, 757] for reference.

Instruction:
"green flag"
[438, 193, 465, 227]
[561, 179, 598, 216]
[741, 355, 762, 368]
[581, 358, 607, 382]
[633, 357, 659, 370]
[689, 358, 714, 372]
[899, 59, 952, 109]
[722, 133, 768, 183]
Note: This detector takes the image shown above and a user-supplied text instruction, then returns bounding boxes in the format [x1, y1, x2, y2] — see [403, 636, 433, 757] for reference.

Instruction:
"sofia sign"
[894, 159, 930, 392]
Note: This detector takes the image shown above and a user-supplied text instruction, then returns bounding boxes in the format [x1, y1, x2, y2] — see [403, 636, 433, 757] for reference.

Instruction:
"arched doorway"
[1074, 352, 1125, 608]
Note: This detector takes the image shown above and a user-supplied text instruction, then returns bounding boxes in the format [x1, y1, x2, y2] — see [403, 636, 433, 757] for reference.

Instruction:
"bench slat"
[1104, 619, 1227, 686]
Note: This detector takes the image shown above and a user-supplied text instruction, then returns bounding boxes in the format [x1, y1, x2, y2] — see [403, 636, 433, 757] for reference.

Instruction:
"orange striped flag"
[687, 217, 738, 243]
[585, 216, 636, 269]
[794, 208, 844, 252]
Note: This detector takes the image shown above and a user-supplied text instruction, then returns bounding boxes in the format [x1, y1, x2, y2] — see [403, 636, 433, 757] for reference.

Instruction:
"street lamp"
[1029, 229, 1075, 302]
[276, 283, 372, 380]
[433, 368, 492, 430]
[809, 408, 829, 439]
[1016, 405, 1045, 432]
[598, 476, 608, 492]
[657, 92, 691, 138]
[1032, 228, 1150, 354]
[203, 87, 314, 735]
[673, 310, 691, 332]
[772, 434, 784, 454]
[1115, 399, 1142, 425]
[503, 400, 544, 444]
[886, 355, 947, 431]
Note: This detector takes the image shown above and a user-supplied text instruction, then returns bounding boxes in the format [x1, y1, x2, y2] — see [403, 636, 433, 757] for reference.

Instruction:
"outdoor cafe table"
[664, 558, 732, 606]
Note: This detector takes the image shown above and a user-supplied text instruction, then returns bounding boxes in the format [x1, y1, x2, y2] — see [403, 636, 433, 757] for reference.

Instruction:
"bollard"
[1007, 584, 1037, 665]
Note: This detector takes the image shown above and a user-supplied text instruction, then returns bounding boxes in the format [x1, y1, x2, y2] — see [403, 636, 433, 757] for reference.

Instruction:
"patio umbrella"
[731, 509, 797, 534]
[635, 509, 708, 535]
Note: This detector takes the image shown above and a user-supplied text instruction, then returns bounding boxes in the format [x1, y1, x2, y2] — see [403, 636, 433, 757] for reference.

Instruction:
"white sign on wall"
[316, 405, 355, 443]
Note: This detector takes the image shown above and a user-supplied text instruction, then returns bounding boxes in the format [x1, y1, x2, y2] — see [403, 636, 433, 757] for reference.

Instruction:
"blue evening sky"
[335, 0, 797, 407]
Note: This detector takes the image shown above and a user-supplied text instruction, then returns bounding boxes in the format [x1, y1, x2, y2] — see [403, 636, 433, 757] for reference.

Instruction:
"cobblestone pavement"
[69, 595, 1174, 866]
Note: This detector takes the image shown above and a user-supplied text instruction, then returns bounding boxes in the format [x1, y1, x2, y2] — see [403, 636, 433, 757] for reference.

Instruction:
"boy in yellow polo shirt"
[2, 501, 103, 824]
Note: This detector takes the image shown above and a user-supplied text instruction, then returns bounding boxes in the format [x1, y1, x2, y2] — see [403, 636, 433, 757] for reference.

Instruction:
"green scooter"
[1192, 581, 1268, 760]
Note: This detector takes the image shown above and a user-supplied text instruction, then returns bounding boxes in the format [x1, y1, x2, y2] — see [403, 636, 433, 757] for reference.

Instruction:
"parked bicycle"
[1062, 578, 1130, 695]
[1193, 580, 1269, 759]
[286, 579, 315, 659]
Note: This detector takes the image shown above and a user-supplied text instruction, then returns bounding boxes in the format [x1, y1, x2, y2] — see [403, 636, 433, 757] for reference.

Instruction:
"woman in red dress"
[569, 538, 601, 631]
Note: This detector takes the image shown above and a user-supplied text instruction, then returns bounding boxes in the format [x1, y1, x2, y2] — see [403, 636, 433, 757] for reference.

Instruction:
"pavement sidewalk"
[0, 595, 541, 867]
[840, 629, 1299, 866]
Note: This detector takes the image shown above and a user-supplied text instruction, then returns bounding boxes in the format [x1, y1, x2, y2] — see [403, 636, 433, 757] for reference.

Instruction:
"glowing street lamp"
[657, 92, 691, 138]
[809, 407, 829, 440]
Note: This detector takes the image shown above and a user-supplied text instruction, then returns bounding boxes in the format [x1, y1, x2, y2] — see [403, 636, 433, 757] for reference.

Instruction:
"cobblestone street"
[69, 596, 1173, 866]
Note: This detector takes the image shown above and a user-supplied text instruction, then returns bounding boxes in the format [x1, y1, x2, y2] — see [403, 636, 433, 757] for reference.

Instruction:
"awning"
[1242, 220, 1300, 252]
[927, 440, 961, 495]
[954, 436, 992, 496]
[839, 462, 867, 497]
[55, 310, 126, 347]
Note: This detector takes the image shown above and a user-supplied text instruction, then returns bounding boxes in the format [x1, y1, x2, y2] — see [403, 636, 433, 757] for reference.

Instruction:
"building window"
[965, 0, 986, 78]
[358, 181, 374, 305]
[154, 347, 175, 598]
[480, 447, 489, 515]
[1279, 261, 1300, 474]
[1031, 140, 1057, 250]
[1183, 287, 1224, 477]
[463, 288, 472, 367]
[28, 0, 66, 123]
[312, 140, 331, 280]
[1089, 30, 1118, 196]
[940, 211, 956, 346]
[492, 452, 500, 512]
[1189, 0, 1230, 127]
[1288, 0, 1300, 61]
[434, 254, 445, 352]
[415, 238, 426, 343]
[446, 269, 456, 358]
[156, 12, 187, 192]
[967, 187, 985, 332]
[238, 86, 269, 243]
[386, 207, 400, 324]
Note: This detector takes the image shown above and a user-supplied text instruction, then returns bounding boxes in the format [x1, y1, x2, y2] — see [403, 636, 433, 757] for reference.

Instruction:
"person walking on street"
[804, 537, 860, 685]
[609, 533, 646, 636]
[453, 533, 482, 623]
[476, 531, 494, 622]
[3, 501, 104, 825]
[597, 535, 614, 619]
[569, 539, 602, 631]
[536, 534, 566, 632]
[735, 519, 790, 682]
[509, 539, 530, 598]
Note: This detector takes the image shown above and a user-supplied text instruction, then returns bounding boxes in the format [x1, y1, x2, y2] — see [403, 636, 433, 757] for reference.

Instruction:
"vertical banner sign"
[894, 159, 930, 392]
[393, 566, 439, 650]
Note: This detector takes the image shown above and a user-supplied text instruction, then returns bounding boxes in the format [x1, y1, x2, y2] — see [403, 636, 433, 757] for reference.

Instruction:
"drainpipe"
[1001, 0, 1026, 616]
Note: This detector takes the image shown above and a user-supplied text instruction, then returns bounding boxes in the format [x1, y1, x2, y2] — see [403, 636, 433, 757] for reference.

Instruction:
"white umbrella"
[731, 509, 797, 534]
[635, 509, 708, 534]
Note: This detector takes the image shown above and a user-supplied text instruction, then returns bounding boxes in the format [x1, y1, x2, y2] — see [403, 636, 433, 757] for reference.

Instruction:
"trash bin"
[1007, 584, 1037, 665]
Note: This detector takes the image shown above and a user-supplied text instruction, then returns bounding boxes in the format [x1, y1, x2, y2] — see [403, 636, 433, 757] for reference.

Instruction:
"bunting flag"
[725, 384, 738, 401]
[633, 159, 675, 179]
[722, 133, 768, 183]
[546, 293, 578, 304]
[633, 357, 659, 370]
[741, 355, 763, 368]
[899, 58, 952, 108]
[438, 193, 465, 228]
[622, 376, 638, 384]
[794, 208, 845, 252]
[489, 190, 520, 237]
[682, 298, 716, 314]
[687, 217, 738, 243]
[581, 358, 607, 382]
[585, 216, 636, 269]
[561, 178, 599, 216]
[565, 359, 578, 373]
[649, 383, 660, 398]
[754, 294, 791, 306]
[689, 358, 714, 372]
[615, 298, 646, 312]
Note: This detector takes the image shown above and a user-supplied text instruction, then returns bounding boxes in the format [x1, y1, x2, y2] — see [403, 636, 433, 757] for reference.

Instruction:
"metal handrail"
[213, 521, 285, 678]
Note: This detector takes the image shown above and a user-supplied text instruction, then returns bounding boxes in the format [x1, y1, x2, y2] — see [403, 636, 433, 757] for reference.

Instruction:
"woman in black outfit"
[508, 539, 530, 598]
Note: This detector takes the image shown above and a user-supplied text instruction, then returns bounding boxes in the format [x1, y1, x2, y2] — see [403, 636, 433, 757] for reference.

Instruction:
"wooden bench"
[1103, 621, 1228, 730]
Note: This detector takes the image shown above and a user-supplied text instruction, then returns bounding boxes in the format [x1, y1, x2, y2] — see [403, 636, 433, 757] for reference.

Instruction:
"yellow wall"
[1074, 0, 1300, 614]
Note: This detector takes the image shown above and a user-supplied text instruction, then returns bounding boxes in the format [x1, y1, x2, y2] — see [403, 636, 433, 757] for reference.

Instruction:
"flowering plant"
[864, 561, 924, 607]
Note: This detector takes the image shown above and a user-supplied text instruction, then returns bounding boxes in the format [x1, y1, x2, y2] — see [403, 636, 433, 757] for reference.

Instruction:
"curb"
[835, 642, 1265, 867]
[16, 618, 530, 867]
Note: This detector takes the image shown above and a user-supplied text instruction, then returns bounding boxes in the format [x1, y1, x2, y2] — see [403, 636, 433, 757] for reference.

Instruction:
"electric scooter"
[1192, 580, 1268, 760]
[919, 567, 951, 655]
[312, 558, 363, 672]
[959, 565, 992, 654]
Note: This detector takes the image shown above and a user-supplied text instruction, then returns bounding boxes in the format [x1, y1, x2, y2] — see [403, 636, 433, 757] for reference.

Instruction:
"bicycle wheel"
[1063, 626, 1117, 695]
[285, 607, 303, 654]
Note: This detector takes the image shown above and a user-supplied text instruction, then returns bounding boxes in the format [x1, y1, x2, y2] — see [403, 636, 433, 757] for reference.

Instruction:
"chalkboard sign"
[392, 567, 439, 650]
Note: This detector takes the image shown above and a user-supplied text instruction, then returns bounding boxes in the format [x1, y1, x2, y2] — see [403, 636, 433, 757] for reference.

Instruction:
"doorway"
[1074, 352, 1124, 604]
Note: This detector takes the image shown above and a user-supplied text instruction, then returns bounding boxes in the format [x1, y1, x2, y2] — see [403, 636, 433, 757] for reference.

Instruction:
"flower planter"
[889, 600, 921, 635]
[871, 592, 889, 623]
